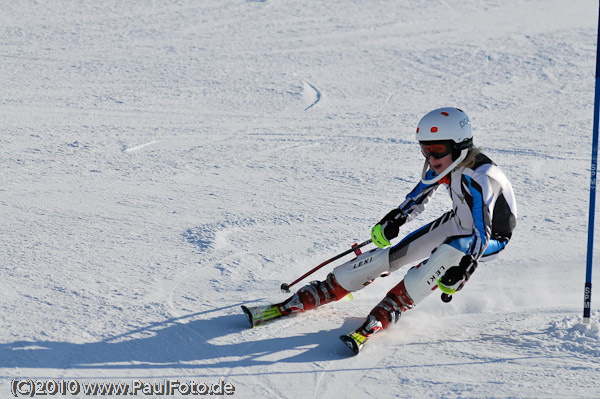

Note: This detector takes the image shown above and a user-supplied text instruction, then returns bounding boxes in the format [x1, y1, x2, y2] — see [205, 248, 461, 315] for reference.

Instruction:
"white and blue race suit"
[388, 152, 517, 272]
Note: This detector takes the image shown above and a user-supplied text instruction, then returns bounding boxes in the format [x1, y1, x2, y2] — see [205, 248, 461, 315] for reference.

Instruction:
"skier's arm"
[371, 170, 440, 248]
[460, 172, 494, 261]
[398, 169, 441, 222]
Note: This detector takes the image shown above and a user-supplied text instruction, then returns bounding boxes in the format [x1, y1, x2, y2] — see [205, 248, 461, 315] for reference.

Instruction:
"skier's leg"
[348, 214, 464, 337]
[340, 279, 416, 353]
[332, 247, 391, 291]
[356, 280, 415, 336]
[388, 211, 462, 272]
[356, 243, 465, 336]
[339, 232, 468, 353]
[279, 246, 392, 315]
[358, 235, 511, 335]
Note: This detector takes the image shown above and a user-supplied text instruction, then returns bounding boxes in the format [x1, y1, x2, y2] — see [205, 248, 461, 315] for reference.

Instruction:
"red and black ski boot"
[340, 280, 415, 354]
[242, 273, 350, 327]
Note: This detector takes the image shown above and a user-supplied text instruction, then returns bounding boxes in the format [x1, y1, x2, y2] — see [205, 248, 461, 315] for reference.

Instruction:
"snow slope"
[1, 0, 599, 397]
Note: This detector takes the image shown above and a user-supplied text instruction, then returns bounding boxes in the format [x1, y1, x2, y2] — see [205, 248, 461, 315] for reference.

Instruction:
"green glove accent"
[437, 256, 476, 295]
[371, 224, 391, 249]
[437, 278, 459, 295]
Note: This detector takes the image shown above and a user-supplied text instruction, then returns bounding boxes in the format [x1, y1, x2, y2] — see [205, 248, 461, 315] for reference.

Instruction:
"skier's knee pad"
[403, 244, 465, 304]
[333, 247, 391, 292]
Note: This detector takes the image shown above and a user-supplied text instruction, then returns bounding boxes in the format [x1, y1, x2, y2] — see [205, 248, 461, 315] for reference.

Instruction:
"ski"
[339, 330, 369, 355]
[241, 304, 287, 328]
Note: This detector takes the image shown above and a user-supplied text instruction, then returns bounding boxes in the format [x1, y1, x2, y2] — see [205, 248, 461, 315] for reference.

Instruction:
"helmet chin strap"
[421, 148, 469, 185]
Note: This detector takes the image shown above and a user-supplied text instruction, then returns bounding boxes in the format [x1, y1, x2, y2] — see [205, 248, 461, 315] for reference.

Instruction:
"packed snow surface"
[1, 0, 600, 398]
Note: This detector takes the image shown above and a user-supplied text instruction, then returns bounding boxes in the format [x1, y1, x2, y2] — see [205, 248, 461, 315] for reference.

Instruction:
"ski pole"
[280, 239, 373, 293]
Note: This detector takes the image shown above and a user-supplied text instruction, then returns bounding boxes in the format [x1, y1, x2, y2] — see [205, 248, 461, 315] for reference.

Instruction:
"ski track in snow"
[123, 140, 160, 153]
[2, 0, 600, 398]
[301, 80, 322, 111]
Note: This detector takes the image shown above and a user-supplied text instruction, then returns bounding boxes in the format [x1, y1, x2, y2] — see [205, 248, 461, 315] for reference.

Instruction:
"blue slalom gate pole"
[584, 2, 600, 324]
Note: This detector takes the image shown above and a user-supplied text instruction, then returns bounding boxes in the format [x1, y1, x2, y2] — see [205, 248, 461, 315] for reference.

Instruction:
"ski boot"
[242, 273, 350, 328]
[340, 280, 414, 354]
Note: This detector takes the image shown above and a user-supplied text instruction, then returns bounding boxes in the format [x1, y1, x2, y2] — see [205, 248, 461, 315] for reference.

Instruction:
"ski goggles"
[420, 141, 453, 159]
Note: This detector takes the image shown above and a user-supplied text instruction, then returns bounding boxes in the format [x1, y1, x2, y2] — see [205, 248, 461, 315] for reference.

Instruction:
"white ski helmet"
[416, 107, 473, 184]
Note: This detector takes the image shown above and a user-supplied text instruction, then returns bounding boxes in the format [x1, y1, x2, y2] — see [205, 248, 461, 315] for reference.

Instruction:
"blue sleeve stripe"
[462, 175, 488, 258]
[401, 180, 436, 214]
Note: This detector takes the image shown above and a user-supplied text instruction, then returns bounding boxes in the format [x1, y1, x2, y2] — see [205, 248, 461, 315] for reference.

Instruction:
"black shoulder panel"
[473, 152, 496, 169]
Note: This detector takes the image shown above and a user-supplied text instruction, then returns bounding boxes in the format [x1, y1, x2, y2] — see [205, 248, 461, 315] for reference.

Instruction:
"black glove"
[378, 208, 407, 240]
[371, 209, 407, 248]
[438, 255, 478, 295]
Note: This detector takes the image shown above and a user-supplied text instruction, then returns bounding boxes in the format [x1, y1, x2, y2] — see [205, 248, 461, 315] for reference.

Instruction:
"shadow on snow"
[1, 302, 360, 372]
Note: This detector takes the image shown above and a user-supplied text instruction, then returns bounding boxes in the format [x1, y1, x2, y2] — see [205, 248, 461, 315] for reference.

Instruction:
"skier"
[243, 107, 517, 354]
